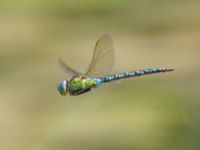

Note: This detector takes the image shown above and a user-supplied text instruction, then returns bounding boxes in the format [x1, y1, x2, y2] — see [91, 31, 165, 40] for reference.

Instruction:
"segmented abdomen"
[100, 68, 173, 83]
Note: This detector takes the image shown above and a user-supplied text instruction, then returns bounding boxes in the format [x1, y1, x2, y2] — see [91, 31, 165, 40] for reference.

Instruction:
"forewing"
[59, 59, 82, 77]
[85, 34, 115, 77]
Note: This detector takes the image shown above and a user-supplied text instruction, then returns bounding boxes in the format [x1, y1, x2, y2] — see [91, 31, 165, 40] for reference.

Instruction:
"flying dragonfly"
[58, 35, 174, 96]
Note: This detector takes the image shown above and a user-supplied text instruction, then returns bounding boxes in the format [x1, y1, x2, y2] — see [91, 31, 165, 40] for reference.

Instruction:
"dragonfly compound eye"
[57, 80, 68, 96]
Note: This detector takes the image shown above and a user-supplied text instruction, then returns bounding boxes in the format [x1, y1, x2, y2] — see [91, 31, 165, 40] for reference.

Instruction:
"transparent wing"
[84, 34, 115, 77]
[59, 59, 82, 77]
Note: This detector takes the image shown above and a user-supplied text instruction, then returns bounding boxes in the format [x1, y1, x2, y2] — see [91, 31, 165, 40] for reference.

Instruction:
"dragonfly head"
[57, 80, 68, 96]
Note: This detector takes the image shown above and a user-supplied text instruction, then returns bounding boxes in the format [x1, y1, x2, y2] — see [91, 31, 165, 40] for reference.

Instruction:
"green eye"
[60, 90, 67, 96]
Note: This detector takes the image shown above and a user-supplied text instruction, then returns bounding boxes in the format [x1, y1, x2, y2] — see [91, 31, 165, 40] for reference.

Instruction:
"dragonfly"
[58, 35, 174, 96]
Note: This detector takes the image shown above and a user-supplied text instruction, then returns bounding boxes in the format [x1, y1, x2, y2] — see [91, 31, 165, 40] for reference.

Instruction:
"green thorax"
[69, 76, 97, 90]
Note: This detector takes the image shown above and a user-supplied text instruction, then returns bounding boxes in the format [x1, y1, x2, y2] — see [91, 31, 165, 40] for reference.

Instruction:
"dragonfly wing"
[59, 59, 82, 77]
[84, 34, 115, 77]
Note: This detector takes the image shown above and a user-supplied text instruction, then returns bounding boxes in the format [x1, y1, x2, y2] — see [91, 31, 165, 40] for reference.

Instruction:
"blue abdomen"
[99, 68, 173, 83]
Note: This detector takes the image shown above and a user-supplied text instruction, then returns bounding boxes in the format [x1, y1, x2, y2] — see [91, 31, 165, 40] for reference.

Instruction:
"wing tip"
[100, 34, 112, 39]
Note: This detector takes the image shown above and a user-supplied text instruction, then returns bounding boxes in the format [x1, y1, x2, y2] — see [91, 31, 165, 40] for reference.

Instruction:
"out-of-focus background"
[0, 0, 200, 150]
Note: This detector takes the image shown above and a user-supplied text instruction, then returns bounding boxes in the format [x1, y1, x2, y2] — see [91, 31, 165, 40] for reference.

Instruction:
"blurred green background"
[0, 0, 200, 150]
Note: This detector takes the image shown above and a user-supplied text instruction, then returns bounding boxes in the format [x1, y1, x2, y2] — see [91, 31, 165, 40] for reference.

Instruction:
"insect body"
[58, 35, 173, 96]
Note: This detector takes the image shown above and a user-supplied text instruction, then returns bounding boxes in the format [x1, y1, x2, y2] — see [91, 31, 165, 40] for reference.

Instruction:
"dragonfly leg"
[70, 88, 91, 96]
